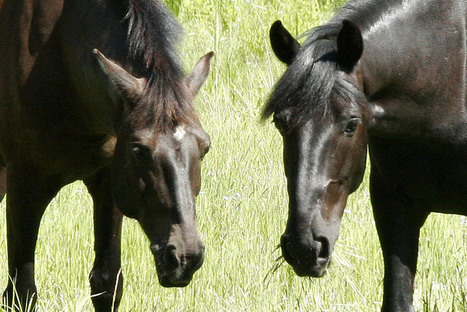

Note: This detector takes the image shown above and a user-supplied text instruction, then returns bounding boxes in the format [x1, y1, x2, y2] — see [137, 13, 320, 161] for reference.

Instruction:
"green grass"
[0, 0, 466, 311]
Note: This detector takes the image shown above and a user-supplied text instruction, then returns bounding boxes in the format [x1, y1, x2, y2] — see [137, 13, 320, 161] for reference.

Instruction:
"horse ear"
[93, 49, 146, 101]
[337, 20, 363, 71]
[270, 20, 301, 65]
[185, 51, 214, 98]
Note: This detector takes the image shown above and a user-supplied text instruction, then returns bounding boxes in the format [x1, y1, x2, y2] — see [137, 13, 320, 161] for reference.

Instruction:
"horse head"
[265, 20, 370, 277]
[95, 49, 213, 286]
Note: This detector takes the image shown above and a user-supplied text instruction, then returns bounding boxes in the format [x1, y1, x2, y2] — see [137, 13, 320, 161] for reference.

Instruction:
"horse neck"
[355, 0, 467, 143]
[59, 0, 185, 135]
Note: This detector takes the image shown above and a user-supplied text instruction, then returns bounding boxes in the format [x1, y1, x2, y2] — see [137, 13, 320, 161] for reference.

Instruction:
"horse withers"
[0, 0, 213, 311]
[264, 0, 467, 311]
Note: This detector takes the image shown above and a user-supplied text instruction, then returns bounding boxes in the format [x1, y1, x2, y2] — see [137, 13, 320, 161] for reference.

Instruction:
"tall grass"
[0, 0, 465, 311]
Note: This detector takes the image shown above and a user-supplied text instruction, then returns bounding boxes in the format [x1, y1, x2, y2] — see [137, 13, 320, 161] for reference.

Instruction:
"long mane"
[125, 0, 195, 130]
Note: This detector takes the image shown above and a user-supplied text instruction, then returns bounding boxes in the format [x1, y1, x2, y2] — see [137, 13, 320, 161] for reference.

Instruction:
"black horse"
[264, 0, 467, 311]
[0, 0, 212, 311]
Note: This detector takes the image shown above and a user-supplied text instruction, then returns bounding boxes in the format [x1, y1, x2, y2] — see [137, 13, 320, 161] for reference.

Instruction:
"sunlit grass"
[0, 0, 465, 311]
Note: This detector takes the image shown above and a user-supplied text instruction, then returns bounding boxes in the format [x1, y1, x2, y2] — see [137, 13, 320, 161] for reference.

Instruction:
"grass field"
[0, 0, 466, 311]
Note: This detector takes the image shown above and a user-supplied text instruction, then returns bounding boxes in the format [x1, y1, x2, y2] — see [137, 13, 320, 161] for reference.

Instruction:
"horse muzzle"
[151, 241, 205, 287]
[280, 233, 332, 277]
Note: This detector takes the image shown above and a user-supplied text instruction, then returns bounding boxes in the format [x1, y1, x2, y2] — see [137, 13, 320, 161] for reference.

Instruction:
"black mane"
[126, 0, 194, 130]
[263, 0, 407, 127]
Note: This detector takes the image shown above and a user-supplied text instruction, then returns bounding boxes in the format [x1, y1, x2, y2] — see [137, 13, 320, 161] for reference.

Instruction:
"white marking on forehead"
[174, 126, 186, 141]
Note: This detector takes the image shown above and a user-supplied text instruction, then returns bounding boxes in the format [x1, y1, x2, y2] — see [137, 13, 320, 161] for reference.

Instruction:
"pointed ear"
[190, 125, 211, 156]
[93, 49, 146, 101]
[185, 51, 214, 98]
[270, 21, 301, 65]
[337, 20, 363, 71]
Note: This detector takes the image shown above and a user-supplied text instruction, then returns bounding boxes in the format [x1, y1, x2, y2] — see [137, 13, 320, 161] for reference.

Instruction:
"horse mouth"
[155, 263, 196, 288]
[280, 234, 331, 278]
[153, 246, 205, 288]
[289, 256, 330, 278]
[158, 272, 193, 288]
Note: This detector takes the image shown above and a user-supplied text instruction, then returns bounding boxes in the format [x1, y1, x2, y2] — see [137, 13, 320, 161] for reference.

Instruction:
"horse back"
[0, 0, 63, 86]
[0, 0, 115, 180]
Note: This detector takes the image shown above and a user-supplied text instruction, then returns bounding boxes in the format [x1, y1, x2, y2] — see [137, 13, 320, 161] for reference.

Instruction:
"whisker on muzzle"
[263, 244, 286, 287]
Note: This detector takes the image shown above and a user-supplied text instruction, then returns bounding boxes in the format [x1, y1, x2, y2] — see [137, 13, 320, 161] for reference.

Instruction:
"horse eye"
[344, 117, 361, 136]
[273, 109, 294, 135]
[131, 143, 153, 159]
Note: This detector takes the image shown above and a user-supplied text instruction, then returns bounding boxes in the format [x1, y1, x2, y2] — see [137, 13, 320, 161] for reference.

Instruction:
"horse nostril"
[164, 244, 180, 268]
[316, 236, 330, 260]
[280, 234, 298, 265]
[192, 248, 205, 271]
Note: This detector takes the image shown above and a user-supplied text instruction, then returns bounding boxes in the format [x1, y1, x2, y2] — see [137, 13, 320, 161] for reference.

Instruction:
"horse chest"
[369, 139, 467, 213]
